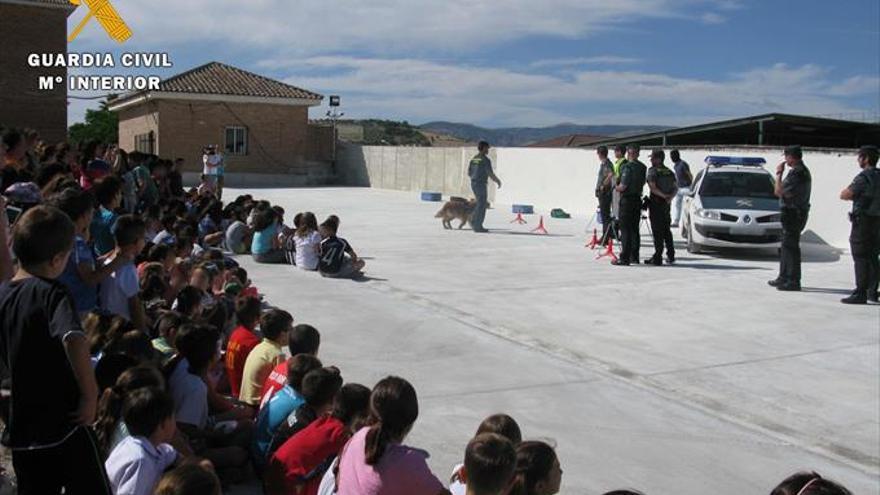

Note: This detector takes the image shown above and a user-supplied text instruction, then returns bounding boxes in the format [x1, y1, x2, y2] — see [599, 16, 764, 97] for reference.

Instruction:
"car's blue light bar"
[704, 156, 767, 166]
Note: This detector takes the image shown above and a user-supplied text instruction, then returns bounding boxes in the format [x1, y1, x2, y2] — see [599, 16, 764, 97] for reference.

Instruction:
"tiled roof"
[114, 62, 323, 104]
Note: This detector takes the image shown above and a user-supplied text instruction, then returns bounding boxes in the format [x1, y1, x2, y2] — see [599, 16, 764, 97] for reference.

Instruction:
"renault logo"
[743, 214, 752, 224]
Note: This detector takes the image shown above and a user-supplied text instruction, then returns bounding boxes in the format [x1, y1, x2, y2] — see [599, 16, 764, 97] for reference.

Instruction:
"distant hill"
[419, 122, 672, 147]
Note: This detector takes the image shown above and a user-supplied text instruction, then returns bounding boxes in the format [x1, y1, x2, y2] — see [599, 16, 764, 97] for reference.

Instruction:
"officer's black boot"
[841, 292, 868, 304]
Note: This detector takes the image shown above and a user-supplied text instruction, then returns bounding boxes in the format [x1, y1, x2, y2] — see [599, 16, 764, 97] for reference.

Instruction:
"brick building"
[109, 62, 334, 181]
[0, 0, 73, 143]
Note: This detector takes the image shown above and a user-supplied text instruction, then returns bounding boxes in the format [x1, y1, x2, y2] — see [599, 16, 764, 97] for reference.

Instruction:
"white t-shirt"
[294, 231, 322, 270]
[449, 464, 465, 495]
[203, 153, 224, 176]
[168, 358, 209, 429]
[99, 261, 138, 321]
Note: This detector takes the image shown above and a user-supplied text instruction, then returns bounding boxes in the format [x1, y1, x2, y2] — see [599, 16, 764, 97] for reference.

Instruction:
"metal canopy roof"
[586, 113, 880, 149]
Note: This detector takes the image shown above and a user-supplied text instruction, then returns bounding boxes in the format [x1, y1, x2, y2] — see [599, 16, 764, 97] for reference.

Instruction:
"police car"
[681, 156, 782, 253]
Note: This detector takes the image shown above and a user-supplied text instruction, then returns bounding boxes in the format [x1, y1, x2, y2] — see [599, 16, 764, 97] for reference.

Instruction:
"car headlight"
[695, 208, 721, 220]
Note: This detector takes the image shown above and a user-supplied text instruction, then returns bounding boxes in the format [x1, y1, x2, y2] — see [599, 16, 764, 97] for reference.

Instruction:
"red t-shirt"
[265, 416, 349, 495]
[259, 360, 289, 409]
[225, 326, 260, 397]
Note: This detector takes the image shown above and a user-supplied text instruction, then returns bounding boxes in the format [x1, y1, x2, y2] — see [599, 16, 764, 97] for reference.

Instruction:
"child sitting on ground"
[166, 323, 250, 478]
[48, 188, 129, 317]
[462, 434, 517, 495]
[198, 174, 216, 198]
[258, 323, 321, 409]
[450, 414, 523, 495]
[154, 463, 221, 495]
[99, 214, 147, 331]
[333, 376, 448, 495]
[293, 212, 322, 271]
[251, 354, 323, 467]
[265, 383, 371, 495]
[224, 296, 263, 398]
[318, 215, 365, 279]
[770, 471, 851, 495]
[104, 387, 179, 495]
[239, 309, 293, 406]
[265, 366, 343, 460]
[251, 207, 285, 264]
[509, 441, 563, 495]
[94, 365, 166, 457]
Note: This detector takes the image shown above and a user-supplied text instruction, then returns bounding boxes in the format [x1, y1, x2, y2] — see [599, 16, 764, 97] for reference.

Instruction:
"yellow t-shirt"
[613, 157, 626, 179]
[238, 339, 284, 406]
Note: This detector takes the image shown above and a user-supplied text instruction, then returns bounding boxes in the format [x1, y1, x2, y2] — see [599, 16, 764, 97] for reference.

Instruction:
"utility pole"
[327, 95, 343, 174]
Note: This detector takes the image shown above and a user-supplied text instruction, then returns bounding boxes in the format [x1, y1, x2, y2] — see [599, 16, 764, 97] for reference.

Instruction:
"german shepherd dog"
[435, 196, 476, 229]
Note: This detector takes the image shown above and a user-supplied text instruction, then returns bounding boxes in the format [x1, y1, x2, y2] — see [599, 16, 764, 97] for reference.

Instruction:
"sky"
[65, 0, 880, 128]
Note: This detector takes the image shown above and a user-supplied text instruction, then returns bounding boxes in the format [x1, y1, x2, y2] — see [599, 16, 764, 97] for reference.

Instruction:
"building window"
[225, 126, 248, 155]
[134, 131, 155, 154]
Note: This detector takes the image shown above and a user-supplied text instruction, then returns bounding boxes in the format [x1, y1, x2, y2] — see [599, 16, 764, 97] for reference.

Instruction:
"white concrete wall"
[337, 144, 860, 248]
[495, 146, 858, 247]
[337, 144, 498, 200]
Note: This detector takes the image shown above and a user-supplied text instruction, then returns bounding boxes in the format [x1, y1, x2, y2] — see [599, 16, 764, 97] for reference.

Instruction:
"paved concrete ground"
[228, 187, 879, 495]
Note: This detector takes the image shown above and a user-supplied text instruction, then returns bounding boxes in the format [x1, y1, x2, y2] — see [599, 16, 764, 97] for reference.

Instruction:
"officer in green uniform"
[613, 144, 647, 266]
[595, 145, 615, 244]
[467, 141, 502, 233]
[645, 149, 677, 265]
[769, 145, 812, 291]
[840, 145, 880, 304]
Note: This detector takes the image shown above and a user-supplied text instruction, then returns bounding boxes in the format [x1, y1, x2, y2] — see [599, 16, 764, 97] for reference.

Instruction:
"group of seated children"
[247, 203, 366, 278]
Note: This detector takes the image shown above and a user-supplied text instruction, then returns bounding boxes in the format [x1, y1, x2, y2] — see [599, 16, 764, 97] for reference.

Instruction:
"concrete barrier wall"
[337, 144, 498, 200]
[337, 143, 860, 248]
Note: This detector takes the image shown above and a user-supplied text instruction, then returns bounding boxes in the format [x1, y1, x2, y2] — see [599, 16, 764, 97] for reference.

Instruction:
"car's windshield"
[699, 172, 775, 198]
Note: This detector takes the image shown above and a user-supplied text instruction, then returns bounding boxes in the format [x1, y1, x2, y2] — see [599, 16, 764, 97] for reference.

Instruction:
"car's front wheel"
[687, 220, 704, 254]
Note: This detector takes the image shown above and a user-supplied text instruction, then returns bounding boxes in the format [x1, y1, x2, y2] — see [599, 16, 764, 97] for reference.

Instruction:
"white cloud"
[827, 75, 880, 97]
[700, 12, 726, 24]
[530, 56, 642, 68]
[270, 57, 876, 126]
[71, 0, 738, 54]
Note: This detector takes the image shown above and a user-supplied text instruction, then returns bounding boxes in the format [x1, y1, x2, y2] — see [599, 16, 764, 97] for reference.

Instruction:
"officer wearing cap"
[613, 144, 647, 266]
[840, 145, 880, 304]
[645, 149, 677, 265]
[769, 145, 812, 291]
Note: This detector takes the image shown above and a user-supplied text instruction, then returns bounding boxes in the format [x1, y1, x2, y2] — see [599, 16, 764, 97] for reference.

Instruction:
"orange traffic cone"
[585, 228, 600, 249]
[596, 237, 618, 263]
[530, 216, 549, 235]
[510, 212, 527, 224]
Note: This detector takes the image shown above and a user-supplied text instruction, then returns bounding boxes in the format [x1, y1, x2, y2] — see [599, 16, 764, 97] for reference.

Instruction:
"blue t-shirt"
[90, 207, 117, 256]
[57, 235, 98, 313]
[252, 385, 304, 464]
[251, 222, 278, 255]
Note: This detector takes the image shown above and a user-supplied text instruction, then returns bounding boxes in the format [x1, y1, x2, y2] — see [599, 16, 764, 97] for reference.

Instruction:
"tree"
[68, 98, 118, 144]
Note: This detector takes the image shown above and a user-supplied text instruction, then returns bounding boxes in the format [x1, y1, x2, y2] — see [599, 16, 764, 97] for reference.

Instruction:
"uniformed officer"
[467, 141, 502, 233]
[840, 145, 880, 304]
[610, 145, 627, 233]
[613, 144, 647, 266]
[645, 149, 677, 265]
[595, 145, 615, 244]
[769, 145, 812, 291]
